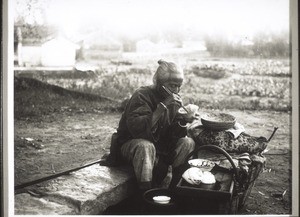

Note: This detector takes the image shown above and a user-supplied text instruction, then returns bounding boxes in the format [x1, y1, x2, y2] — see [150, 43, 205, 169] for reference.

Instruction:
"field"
[14, 57, 292, 215]
[15, 57, 291, 113]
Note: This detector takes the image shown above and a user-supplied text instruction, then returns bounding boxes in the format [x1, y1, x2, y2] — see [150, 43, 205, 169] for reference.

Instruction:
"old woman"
[105, 60, 196, 192]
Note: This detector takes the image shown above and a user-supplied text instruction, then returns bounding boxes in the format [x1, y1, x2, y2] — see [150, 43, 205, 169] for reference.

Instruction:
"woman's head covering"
[153, 59, 184, 85]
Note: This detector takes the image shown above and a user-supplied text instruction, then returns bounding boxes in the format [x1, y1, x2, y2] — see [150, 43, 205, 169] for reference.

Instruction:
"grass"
[14, 58, 292, 119]
[14, 76, 121, 120]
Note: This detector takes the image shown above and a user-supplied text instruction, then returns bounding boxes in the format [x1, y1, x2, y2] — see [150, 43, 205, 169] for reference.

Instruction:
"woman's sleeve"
[126, 92, 169, 142]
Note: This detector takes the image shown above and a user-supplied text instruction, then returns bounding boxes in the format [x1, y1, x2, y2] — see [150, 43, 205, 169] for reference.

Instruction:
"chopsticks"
[162, 86, 189, 113]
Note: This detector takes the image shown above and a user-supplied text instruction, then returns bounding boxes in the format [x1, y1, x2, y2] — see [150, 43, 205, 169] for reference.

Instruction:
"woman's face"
[162, 72, 183, 94]
[162, 80, 183, 94]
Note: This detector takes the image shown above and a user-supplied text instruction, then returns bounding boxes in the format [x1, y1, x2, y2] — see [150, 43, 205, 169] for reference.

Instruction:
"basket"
[175, 145, 240, 214]
[201, 113, 236, 131]
[175, 145, 265, 214]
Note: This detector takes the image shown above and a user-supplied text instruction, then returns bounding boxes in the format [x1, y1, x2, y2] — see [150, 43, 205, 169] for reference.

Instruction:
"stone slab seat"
[15, 164, 135, 215]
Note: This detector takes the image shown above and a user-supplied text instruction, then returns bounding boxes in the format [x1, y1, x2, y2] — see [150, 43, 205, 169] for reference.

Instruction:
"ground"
[14, 77, 292, 215]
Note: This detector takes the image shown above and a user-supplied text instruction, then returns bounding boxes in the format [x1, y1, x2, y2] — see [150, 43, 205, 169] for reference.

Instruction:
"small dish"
[178, 107, 188, 114]
[188, 159, 215, 171]
[153, 196, 171, 204]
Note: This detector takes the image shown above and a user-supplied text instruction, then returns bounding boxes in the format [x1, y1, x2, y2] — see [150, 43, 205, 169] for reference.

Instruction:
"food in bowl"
[201, 171, 216, 184]
[188, 159, 215, 171]
[201, 112, 236, 130]
[153, 195, 171, 204]
[201, 113, 235, 122]
[178, 104, 199, 114]
[182, 167, 203, 185]
[178, 107, 188, 114]
[199, 171, 216, 190]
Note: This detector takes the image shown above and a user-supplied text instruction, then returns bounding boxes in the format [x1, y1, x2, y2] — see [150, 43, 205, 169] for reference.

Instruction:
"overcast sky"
[19, 0, 290, 39]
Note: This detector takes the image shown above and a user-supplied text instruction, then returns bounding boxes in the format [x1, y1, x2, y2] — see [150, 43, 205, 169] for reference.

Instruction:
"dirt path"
[14, 109, 292, 214]
[15, 112, 120, 185]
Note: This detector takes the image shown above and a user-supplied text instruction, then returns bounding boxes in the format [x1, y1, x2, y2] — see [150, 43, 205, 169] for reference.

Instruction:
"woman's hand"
[180, 112, 200, 123]
[177, 104, 200, 124]
[162, 93, 183, 107]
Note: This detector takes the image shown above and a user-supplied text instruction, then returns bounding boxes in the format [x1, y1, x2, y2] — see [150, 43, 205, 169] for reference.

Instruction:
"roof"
[42, 36, 80, 49]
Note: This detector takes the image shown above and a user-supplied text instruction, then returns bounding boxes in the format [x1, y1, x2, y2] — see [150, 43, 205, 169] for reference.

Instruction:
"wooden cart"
[175, 145, 265, 214]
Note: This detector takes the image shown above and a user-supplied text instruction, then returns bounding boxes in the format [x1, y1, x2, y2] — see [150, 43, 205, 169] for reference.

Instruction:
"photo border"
[290, 0, 299, 215]
[2, 0, 299, 216]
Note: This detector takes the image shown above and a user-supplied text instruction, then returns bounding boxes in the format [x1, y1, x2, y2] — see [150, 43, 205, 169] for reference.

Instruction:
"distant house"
[17, 35, 80, 67]
[240, 39, 254, 46]
[20, 44, 42, 67]
[136, 39, 176, 53]
[182, 40, 207, 51]
[136, 39, 157, 52]
[41, 36, 80, 67]
[80, 32, 123, 60]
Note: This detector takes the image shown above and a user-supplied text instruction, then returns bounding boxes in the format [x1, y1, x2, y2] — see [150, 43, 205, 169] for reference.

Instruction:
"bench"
[15, 164, 136, 215]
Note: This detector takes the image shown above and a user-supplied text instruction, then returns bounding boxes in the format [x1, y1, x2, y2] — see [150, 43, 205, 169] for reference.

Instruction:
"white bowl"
[153, 195, 171, 204]
[178, 107, 188, 114]
[188, 159, 215, 171]
[182, 167, 203, 185]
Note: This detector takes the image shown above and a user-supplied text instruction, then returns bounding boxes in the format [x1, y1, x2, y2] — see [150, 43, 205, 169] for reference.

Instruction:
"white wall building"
[19, 36, 80, 67]
[41, 36, 80, 67]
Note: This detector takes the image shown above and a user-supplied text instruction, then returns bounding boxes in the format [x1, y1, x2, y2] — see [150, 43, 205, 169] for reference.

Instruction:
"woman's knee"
[134, 139, 156, 154]
[178, 137, 195, 150]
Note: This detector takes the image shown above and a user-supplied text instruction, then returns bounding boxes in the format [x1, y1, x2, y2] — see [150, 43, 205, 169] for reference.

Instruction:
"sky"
[16, 0, 290, 40]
